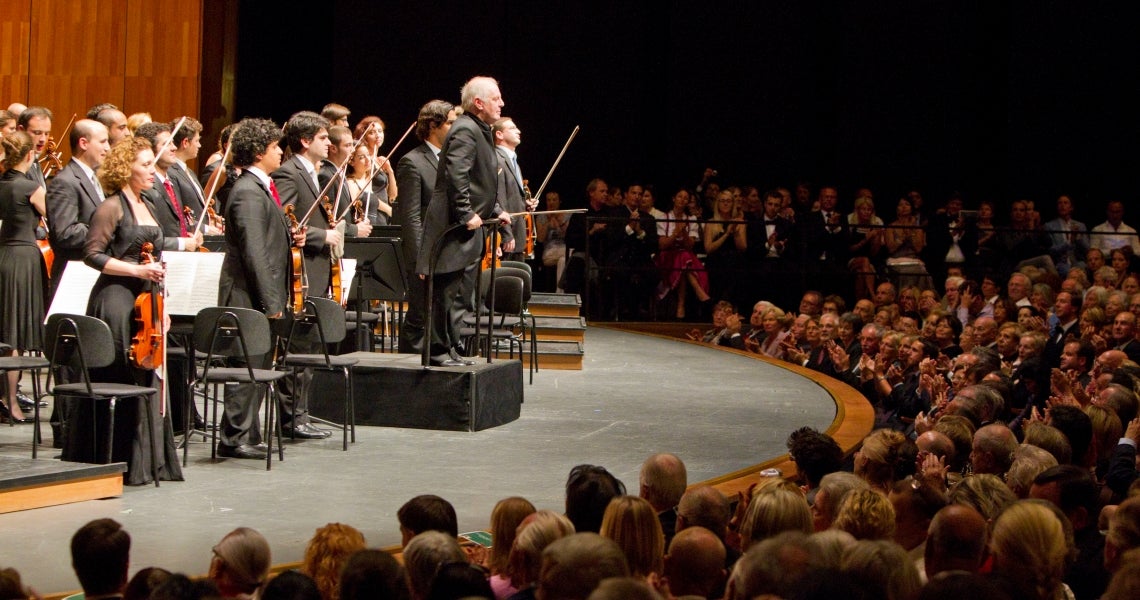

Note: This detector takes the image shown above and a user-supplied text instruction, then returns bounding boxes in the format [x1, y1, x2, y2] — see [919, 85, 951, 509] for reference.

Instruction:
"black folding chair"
[192, 307, 288, 470]
[43, 314, 160, 486]
[0, 346, 50, 457]
[278, 296, 360, 450]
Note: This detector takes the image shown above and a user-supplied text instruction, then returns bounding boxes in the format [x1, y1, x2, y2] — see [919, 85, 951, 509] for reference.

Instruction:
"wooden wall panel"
[0, 1, 32, 103]
[2, 0, 203, 148]
[27, 0, 128, 122]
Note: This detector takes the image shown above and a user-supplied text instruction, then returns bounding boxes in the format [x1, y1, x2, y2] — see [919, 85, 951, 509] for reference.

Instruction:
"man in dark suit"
[168, 116, 208, 218]
[217, 118, 299, 459]
[45, 119, 110, 296]
[797, 185, 847, 298]
[271, 111, 340, 439]
[492, 117, 531, 261]
[416, 77, 511, 367]
[396, 99, 455, 355]
[746, 189, 795, 311]
[16, 106, 52, 188]
[1112, 311, 1140, 364]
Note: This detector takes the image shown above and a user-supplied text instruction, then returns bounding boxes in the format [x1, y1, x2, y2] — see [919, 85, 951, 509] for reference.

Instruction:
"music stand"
[343, 237, 406, 351]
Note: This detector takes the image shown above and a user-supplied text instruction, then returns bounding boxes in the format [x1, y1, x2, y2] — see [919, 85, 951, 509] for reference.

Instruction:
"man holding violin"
[217, 117, 306, 459]
[492, 117, 535, 262]
[16, 106, 52, 187]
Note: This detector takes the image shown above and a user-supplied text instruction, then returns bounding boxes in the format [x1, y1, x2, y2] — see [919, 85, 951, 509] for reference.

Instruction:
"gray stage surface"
[0, 326, 836, 595]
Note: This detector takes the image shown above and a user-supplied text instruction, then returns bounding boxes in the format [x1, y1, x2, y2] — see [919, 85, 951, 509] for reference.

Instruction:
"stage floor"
[0, 326, 837, 595]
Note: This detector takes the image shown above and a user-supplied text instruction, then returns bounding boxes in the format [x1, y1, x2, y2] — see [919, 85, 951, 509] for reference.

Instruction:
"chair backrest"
[488, 275, 525, 316]
[499, 260, 532, 278]
[193, 306, 274, 362]
[490, 266, 532, 303]
[286, 296, 348, 349]
[45, 313, 116, 395]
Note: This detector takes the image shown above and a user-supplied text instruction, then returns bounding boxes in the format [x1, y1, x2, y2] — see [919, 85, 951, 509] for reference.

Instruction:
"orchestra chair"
[192, 307, 287, 470]
[0, 345, 50, 457]
[43, 314, 160, 486]
[278, 296, 359, 450]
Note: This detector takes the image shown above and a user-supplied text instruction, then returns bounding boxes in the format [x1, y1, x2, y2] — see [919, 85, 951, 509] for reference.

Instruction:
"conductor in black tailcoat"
[416, 76, 510, 367]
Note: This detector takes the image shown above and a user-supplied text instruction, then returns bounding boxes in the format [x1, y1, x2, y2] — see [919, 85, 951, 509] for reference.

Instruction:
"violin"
[284, 204, 307, 314]
[206, 198, 225, 230]
[37, 217, 54, 277]
[184, 206, 210, 252]
[129, 242, 165, 370]
[523, 179, 536, 259]
[320, 195, 342, 303]
[37, 113, 76, 179]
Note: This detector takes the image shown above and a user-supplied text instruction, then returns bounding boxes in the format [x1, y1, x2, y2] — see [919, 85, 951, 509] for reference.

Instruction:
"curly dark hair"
[785, 427, 843, 487]
[231, 118, 281, 168]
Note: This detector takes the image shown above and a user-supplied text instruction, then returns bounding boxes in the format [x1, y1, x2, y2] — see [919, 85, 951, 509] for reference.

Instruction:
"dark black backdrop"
[234, 1, 1138, 223]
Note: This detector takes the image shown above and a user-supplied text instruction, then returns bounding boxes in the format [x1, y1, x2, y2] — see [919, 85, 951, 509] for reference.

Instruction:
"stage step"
[523, 340, 583, 370]
[0, 457, 125, 514]
[529, 293, 581, 318]
[533, 315, 587, 343]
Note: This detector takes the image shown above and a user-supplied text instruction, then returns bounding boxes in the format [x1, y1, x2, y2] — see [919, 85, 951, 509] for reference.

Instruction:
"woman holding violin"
[0, 132, 47, 423]
[352, 116, 397, 225]
[82, 137, 184, 485]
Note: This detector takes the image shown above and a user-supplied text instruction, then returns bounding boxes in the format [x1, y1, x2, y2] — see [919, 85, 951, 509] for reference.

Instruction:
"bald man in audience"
[924, 504, 988, 579]
[639, 453, 687, 546]
[973, 316, 999, 349]
[676, 485, 737, 568]
[537, 533, 629, 600]
[663, 526, 726, 600]
[969, 423, 1019, 476]
[916, 431, 956, 467]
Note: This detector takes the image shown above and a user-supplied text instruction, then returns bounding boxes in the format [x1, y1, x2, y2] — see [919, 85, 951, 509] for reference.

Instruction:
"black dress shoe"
[282, 423, 331, 439]
[217, 443, 267, 459]
[431, 358, 467, 367]
[448, 350, 477, 366]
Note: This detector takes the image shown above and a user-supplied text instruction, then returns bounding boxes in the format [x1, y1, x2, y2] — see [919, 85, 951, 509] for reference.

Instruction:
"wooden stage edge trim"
[0, 473, 124, 515]
[42, 322, 875, 598]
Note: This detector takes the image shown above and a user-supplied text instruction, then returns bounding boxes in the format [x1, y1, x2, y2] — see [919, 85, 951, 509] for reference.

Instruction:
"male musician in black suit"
[16, 106, 52, 188]
[45, 119, 110, 295]
[396, 99, 455, 355]
[492, 117, 532, 261]
[416, 77, 510, 366]
[319, 125, 370, 239]
[168, 117, 207, 216]
[89, 103, 130, 146]
[217, 118, 299, 459]
[270, 111, 338, 439]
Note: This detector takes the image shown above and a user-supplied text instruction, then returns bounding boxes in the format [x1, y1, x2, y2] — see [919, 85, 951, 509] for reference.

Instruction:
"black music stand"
[343, 237, 406, 351]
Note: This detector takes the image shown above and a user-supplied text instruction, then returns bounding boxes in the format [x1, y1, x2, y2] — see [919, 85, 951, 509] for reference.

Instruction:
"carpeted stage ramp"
[0, 326, 837, 595]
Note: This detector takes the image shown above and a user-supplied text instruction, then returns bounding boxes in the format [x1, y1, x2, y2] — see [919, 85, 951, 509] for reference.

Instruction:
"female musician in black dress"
[352, 116, 397, 225]
[83, 137, 199, 484]
[0, 132, 47, 423]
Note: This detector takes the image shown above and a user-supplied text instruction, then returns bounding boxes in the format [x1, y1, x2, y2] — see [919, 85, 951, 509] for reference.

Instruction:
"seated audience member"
[785, 426, 843, 499]
[262, 571, 322, 600]
[399, 495, 459, 545]
[1046, 404, 1093, 467]
[674, 485, 737, 570]
[724, 531, 822, 600]
[149, 573, 222, 600]
[71, 518, 131, 600]
[536, 533, 629, 600]
[598, 496, 664, 580]
[565, 464, 625, 534]
[840, 539, 923, 600]
[427, 561, 494, 600]
[738, 487, 812, 550]
[832, 488, 897, 541]
[0, 566, 34, 600]
[970, 423, 1019, 476]
[338, 549, 411, 600]
[988, 500, 1073, 600]
[504, 511, 576, 600]
[404, 531, 466, 600]
[923, 504, 989, 580]
[302, 523, 366, 600]
[811, 472, 870, 532]
[1004, 444, 1058, 499]
[1105, 496, 1140, 575]
[662, 526, 726, 600]
[1029, 465, 1109, 600]
[1091, 200, 1140, 256]
[855, 429, 912, 493]
[805, 529, 857, 569]
[1022, 423, 1073, 466]
[487, 497, 537, 598]
[1086, 404, 1123, 478]
[947, 475, 1018, 525]
[637, 453, 686, 547]
[888, 475, 947, 559]
[754, 307, 792, 358]
[208, 527, 272, 600]
[123, 567, 172, 600]
[1103, 557, 1140, 600]
[584, 577, 661, 600]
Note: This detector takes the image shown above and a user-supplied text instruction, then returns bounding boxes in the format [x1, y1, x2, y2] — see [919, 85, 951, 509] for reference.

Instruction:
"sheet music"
[45, 261, 101, 319]
[341, 258, 357, 299]
[163, 251, 225, 315]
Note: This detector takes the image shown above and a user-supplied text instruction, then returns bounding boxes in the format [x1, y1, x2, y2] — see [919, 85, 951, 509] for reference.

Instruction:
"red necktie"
[269, 179, 282, 206]
[163, 179, 187, 236]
